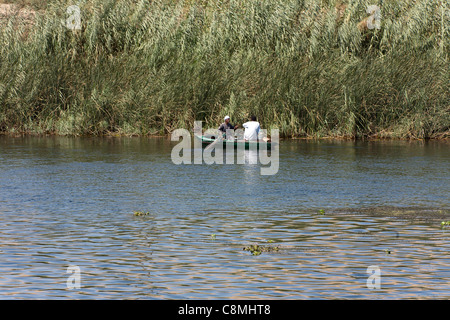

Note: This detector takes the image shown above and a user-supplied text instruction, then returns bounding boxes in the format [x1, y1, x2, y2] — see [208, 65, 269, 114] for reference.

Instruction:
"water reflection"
[0, 136, 449, 299]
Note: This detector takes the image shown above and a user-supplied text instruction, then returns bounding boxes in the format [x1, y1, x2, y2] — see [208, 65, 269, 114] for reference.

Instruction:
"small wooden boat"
[194, 135, 272, 149]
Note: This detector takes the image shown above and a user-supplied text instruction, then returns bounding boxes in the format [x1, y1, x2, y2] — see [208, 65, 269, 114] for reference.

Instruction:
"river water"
[0, 136, 449, 299]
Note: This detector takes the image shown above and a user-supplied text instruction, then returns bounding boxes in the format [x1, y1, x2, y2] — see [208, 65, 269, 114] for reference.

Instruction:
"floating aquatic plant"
[243, 244, 280, 256]
[210, 234, 216, 240]
[318, 209, 325, 215]
[133, 211, 150, 216]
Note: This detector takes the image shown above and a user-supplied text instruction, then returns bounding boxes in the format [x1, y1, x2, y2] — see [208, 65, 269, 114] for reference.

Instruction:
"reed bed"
[0, 0, 448, 138]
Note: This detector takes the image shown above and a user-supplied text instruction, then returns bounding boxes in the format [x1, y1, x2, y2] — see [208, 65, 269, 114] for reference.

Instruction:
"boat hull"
[195, 135, 272, 150]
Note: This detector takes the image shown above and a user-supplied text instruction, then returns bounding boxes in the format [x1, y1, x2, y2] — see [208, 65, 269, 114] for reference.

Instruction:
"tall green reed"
[0, 0, 448, 138]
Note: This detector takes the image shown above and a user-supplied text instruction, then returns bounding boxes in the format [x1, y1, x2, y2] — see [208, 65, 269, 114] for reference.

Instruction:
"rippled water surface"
[0, 136, 449, 299]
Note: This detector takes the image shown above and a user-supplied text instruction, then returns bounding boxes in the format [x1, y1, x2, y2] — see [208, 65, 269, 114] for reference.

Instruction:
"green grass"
[0, 0, 448, 138]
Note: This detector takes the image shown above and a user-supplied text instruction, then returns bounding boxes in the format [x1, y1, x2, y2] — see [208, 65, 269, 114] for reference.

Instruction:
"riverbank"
[1, 0, 448, 139]
[1, 130, 449, 141]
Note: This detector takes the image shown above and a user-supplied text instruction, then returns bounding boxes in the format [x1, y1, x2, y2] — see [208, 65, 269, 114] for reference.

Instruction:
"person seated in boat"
[242, 115, 261, 141]
[218, 116, 238, 139]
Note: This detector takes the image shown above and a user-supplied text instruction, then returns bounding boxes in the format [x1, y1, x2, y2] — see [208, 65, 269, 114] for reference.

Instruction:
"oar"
[204, 131, 223, 152]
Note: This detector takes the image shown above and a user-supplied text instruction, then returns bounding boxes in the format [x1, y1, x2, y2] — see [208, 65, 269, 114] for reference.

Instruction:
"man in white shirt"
[242, 116, 260, 141]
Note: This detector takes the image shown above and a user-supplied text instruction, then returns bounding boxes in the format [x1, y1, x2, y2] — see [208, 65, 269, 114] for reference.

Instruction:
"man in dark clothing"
[218, 116, 238, 138]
